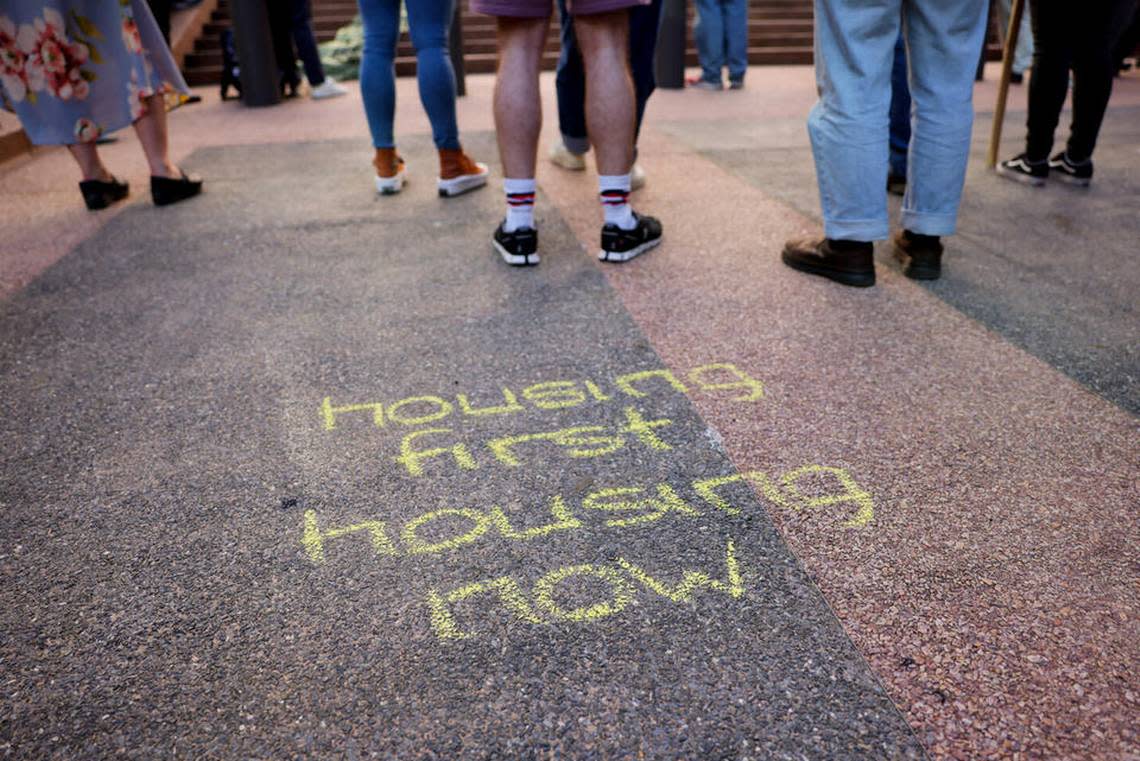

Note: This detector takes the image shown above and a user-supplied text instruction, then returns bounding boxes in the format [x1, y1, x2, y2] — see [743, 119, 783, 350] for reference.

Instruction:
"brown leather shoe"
[893, 230, 943, 280]
[437, 147, 488, 197]
[373, 147, 406, 195]
[781, 237, 875, 288]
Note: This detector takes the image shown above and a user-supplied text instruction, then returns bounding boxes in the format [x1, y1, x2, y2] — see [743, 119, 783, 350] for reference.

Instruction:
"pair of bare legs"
[66, 93, 182, 182]
[494, 11, 636, 181]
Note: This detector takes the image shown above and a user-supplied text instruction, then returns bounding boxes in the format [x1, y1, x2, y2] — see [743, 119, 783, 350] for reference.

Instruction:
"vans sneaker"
[374, 147, 406, 195]
[1048, 152, 1093, 187]
[599, 212, 662, 263]
[438, 148, 489, 197]
[493, 222, 539, 266]
[996, 153, 1048, 186]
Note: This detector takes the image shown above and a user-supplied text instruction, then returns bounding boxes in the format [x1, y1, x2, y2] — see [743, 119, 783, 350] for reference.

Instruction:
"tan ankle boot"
[374, 147, 406, 195]
[437, 147, 489, 197]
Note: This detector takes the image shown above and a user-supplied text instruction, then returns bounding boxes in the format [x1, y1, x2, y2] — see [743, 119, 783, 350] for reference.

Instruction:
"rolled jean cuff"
[900, 209, 957, 237]
[822, 217, 889, 243]
[562, 133, 590, 155]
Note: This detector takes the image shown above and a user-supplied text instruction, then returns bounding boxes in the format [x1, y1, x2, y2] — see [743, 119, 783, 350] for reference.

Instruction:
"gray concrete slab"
[0, 136, 924, 759]
[658, 107, 1140, 414]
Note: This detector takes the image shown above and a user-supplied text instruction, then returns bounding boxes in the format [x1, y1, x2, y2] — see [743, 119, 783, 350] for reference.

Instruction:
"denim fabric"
[358, 0, 461, 150]
[554, 0, 663, 155]
[889, 33, 911, 178]
[996, 0, 1034, 74]
[808, 0, 987, 240]
[694, 0, 747, 84]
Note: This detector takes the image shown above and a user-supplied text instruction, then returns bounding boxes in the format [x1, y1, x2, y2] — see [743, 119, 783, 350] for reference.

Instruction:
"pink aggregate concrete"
[3, 66, 1139, 759]
[540, 122, 1139, 759]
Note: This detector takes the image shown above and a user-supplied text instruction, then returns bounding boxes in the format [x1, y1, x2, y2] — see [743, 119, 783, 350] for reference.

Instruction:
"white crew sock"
[503, 178, 536, 232]
[599, 174, 636, 230]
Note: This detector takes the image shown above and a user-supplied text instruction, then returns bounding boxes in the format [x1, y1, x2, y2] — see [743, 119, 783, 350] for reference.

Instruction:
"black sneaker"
[996, 153, 1048, 186]
[599, 212, 662, 263]
[493, 222, 539, 266]
[1048, 152, 1093, 187]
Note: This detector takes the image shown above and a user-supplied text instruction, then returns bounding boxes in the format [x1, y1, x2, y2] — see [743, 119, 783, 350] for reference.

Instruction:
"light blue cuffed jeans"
[808, 0, 987, 241]
[695, 0, 748, 84]
[359, 0, 461, 150]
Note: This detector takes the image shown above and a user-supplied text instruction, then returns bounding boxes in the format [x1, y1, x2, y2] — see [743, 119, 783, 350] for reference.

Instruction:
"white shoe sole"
[598, 235, 661, 263]
[375, 171, 406, 195]
[995, 164, 1045, 187]
[438, 164, 489, 197]
[494, 239, 539, 266]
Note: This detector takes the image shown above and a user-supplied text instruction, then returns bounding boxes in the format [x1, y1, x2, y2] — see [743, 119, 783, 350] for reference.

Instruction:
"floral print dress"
[0, 0, 187, 145]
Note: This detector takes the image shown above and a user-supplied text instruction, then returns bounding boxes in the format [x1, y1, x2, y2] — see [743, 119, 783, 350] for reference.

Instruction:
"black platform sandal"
[78, 177, 129, 210]
[151, 171, 203, 207]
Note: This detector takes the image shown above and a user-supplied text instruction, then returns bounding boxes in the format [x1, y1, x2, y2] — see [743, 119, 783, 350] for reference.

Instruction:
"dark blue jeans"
[889, 32, 911, 178]
[291, 0, 327, 87]
[554, 0, 664, 156]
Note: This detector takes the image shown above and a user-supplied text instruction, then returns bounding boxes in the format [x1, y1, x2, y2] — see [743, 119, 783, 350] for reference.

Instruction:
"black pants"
[147, 0, 172, 43]
[1026, 0, 1139, 161]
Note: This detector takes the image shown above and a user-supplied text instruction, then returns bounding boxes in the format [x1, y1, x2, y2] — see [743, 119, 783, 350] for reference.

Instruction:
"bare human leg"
[493, 16, 550, 179]
[132, 92, 180, 179]
[67, 143, 113, 182]
[574, 11, 635, 176]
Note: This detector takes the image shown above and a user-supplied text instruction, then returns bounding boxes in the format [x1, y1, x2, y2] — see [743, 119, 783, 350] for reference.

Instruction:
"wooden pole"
[987, 0, 1026, 167]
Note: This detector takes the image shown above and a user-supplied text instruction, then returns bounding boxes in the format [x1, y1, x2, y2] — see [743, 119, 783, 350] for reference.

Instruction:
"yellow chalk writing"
[614, 369, 688, 398]
[302, 509, 398, 565]
[619, 406, 674, 451]
[521, 381, 587, 410]
[427, 577, 542, 640]
[457, 387, 525, 417]
[618, 540, 743, 602]
[582, 483, 699, 527]
[321, 397, 384, 431]
[532, 564, 636, 622]
[692, 471, 784, 515]
[780, 465, 874, 527]
[583, 380, 611, 401]
[387, 396, 453, 426]
[489, 495, 583, 539]
[687, 363, 764, 402]
[402, 508, 491, 555]
[397, 428, 478, 476]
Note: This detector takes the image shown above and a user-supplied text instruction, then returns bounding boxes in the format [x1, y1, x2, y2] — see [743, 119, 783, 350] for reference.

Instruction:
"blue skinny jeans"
[359, 0, 461, 150]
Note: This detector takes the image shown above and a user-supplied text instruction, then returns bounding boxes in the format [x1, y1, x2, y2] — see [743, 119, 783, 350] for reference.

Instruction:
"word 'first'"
[320, 363, 763, 431]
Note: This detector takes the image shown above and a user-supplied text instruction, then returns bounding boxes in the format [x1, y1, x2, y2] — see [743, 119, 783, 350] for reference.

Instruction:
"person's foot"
[1048, 151, 1093, 187]
[781, 238, 875, 288]
[150, 170, 203, 206]
[598, 211, 662, 263]
[996, 153, 1048, 186]
[549, 141, 587, 171]
[728, 79, 744, 90]
[493, 222, 539, 266]
[887, 172, 907, 196]
[310, 76, 347, 100]
[374, 147, 406, 195]
[438, 148, 489, 197]
[690, 78, 722, 91]
[79, 176, 129, 211]
[893, 229, 943, 280]
[630, 163, 647, 191]
[1009, 71, 1024, 85]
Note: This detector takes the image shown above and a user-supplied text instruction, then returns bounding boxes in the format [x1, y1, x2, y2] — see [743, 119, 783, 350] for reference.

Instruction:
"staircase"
[180, 0, 1003, 85]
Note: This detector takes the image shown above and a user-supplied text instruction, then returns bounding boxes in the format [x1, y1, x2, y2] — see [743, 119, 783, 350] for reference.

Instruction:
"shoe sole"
[781, 250, 875, 287]
[1050, 171, 1091, 188]
[995, 164, 1046, 187]
[438, 166, 489, 197]
[494, 239, 539, 267]
[376, 171, 406, 195]
[598, 234, 662, 263]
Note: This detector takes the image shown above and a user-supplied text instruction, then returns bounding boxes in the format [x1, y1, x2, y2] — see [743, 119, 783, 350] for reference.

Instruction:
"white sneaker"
[549, 141, 587, 171]
[631, 163, 647, 191]
[311, 77, 348, 100]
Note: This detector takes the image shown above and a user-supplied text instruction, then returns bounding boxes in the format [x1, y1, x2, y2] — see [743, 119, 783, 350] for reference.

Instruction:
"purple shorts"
[471, 0, 648, 18]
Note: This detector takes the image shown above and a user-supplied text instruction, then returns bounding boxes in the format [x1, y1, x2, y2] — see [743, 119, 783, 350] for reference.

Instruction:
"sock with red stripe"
[503, 178, 536, 232]
[599, 174, 636, 230]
